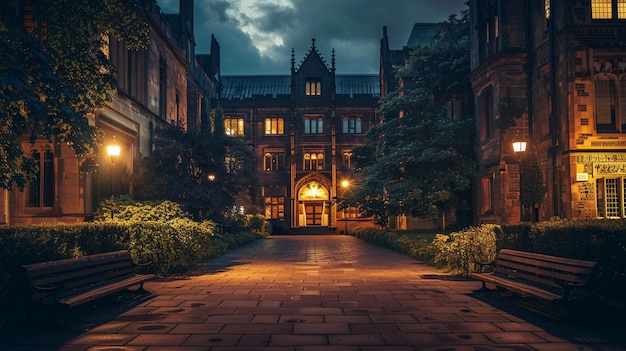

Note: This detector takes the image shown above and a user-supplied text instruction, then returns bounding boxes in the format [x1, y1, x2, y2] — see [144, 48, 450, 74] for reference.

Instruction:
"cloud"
[158, 0, 466, 75]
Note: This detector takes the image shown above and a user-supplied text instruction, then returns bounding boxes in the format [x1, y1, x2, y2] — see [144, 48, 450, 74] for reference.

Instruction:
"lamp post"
[512, 139, 527, 221]
[107, 139, 121, 219]
[341, 180, 350, 234]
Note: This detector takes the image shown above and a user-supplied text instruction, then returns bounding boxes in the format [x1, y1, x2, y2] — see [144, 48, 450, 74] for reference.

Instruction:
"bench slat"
[23, 250, 155, 309]
[471, 272, 562, 300]
[471, 249, 597, 303]
[59, 274, 155, 307]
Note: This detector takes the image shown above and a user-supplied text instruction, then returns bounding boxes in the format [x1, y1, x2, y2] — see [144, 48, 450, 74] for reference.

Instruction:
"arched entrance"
[295, 174, 332, 227]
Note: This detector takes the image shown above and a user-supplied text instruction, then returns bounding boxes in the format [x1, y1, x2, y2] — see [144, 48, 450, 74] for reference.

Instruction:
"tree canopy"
[0, 0, 149, 190]
[136, 106, 257, 221]
[351, 10, 475, 227]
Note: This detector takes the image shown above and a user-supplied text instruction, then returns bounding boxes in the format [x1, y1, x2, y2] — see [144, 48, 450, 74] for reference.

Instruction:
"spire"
[331, 48, 336, 73]
[291, 48, 295, 73]
[311, 38, 316, 48]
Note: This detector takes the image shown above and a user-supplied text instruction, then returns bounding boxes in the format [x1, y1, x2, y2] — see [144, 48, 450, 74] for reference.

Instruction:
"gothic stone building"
[471, 0, 626, 224]
[219, 40, 379, 234]
[3, 0, 218, 224]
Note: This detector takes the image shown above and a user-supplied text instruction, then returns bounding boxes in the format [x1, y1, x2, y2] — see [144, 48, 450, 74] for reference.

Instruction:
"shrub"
[349, 227, 434, 262]
[430, 224, 498, 275]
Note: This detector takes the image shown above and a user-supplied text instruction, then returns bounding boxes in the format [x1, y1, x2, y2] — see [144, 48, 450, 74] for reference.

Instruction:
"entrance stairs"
[289, 226, 337, 235]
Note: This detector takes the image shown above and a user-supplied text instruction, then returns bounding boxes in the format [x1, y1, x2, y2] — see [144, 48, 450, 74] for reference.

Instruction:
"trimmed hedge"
[0, 221, 264, 327]
[350, 219, 626, 306]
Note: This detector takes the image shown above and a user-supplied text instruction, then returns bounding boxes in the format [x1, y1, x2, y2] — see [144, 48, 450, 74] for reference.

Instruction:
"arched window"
[304, 152, 324, 171]
[265, 152, 283, 171]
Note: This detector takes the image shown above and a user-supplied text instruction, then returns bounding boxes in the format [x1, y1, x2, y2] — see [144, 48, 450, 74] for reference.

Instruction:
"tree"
[352, 10, 475, 227]
[520, 149, 546, 222]
[136, 106, 256, 221]
[0, 0, 149, 190]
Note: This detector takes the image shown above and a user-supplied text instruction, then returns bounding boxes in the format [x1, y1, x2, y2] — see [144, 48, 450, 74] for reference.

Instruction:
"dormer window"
[306, 80, 321, 96]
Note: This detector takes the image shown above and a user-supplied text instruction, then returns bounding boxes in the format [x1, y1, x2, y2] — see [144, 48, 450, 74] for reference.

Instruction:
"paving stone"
[3, 235, 625, 350]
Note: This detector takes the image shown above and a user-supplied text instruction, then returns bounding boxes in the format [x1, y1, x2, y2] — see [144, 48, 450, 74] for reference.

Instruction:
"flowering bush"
[430, 224, 499, 275]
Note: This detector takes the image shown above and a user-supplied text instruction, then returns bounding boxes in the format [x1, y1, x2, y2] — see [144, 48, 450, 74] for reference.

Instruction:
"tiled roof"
[335, 75, 380, 97]
[405, 23, 439, 48]
[220, 75, 290, 100]
[220, 75, 380, 100]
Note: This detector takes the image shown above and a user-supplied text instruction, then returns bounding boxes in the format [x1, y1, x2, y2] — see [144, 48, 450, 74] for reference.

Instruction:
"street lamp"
[107, 138, 121, 219]
[512, 139, 527, 221]
[341, 180, 350, 234]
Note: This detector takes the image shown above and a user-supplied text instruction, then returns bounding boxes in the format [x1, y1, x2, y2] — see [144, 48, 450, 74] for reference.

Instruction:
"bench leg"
[474, 280, 493, 292]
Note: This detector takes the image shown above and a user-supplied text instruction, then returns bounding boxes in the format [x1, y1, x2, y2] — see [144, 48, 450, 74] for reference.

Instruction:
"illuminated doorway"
[305, 203, 324, 225]
[297, 180, 329, 226]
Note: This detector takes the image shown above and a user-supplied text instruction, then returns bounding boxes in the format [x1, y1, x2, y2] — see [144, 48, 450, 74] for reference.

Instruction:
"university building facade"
[471, 0, 626, 223]
[219, 40, 379, 233]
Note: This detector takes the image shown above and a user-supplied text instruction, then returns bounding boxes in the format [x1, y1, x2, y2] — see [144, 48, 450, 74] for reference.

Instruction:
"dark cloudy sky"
[157, 0, 467, 75]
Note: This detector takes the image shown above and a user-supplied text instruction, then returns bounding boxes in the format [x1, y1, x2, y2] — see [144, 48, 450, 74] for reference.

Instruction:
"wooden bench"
[470, 249, 597, 311]
[22, 250, 155, 310]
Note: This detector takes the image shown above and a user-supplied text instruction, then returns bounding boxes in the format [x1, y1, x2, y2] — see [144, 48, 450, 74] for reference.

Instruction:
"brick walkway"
[3, 235, 625, 350]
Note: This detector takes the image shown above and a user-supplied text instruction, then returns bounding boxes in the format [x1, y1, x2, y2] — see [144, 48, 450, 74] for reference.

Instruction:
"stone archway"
[294, 173, 332, 227]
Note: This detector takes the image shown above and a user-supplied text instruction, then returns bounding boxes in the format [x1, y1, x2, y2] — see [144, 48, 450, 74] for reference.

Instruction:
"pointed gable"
[295, 38, 332, 74]
[292, 38, 335, 104]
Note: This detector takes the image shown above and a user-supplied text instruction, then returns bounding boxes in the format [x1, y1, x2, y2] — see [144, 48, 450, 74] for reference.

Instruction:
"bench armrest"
[557, 281, 591, 300]
[32, 284, 62, 292]
[134, 260, 153, 267]
[474, 258, 495, 272]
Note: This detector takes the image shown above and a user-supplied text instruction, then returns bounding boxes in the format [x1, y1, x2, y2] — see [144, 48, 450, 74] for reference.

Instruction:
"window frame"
[26, 147, 55, 209]
[304, 152, 325, 171]
[264, 151, 284, 171]
[264, 116, 285, 135]
[596, 177, 626, 218]
[306, 80, 321, 96]
[479, 87, 494, 141]
[591, 0, 626, 20]
[265, 196, 285, 219]
[303, 115, 324, 134]
[342, 115, 362, 134]
[342, 151, 353, 171]
[224, 116, 245, 136]
[593, 59, 626, 133]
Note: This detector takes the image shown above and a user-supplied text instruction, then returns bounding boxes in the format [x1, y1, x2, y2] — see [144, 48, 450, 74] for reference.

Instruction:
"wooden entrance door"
[305, 202, 323, 225]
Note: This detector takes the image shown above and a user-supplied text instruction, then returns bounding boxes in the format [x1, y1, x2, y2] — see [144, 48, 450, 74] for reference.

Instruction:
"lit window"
[342, 115, 362, 134]
[545, 0, 550, 19]
[304, 115, 323, 134]
[306, 80, 321, 96]
[619, 0, 626, 18]
[265, 116, 284, 135]
[27, 148, 54, 208]
[225, 155, 242, 174]
[304, 152, 324, 171]
[264, 152, 284, 171]
[596, 177, 626, 218]
[593, 0, 613, 19]
[224, 117, 244, 136]
[265, 196, 284, 219]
